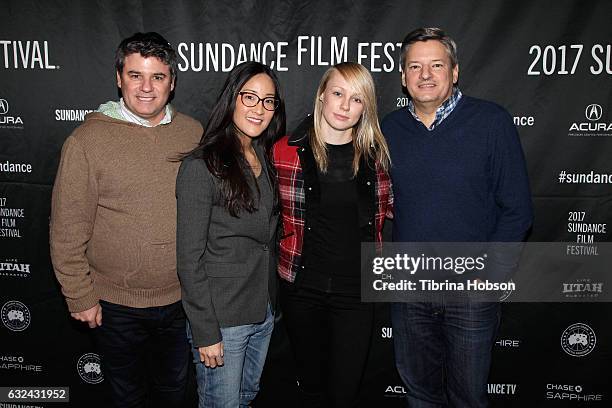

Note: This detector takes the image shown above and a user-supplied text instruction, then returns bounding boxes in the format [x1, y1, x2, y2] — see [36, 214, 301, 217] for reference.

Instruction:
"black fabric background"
[1, 1, 611, 406]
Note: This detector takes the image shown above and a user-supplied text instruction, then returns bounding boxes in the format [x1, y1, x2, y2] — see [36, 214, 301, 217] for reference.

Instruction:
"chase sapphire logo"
[585, 104, 603, 121]
[561, 323, 596, 357]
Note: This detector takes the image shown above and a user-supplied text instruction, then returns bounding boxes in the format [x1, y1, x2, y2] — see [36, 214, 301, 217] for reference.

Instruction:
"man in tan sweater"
[50, 32, 201, 407]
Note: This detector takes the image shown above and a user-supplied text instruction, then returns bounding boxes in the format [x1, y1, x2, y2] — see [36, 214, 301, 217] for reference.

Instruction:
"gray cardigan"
[176, 145, 278, 347]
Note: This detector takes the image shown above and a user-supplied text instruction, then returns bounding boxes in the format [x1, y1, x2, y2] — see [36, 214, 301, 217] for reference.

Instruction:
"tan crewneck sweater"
[50, 112, 202, 312]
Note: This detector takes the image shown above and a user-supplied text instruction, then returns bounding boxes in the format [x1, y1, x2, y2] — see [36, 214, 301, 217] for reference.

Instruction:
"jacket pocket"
[206, 262, 247, 278]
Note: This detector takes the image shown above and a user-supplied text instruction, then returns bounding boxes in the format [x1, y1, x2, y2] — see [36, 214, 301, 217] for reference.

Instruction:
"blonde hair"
[311, 62, 391, 174]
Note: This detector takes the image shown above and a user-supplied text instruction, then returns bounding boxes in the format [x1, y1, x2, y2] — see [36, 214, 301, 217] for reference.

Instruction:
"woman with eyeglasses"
[177, 61, 285, 407]
[272, 62, 393, 407]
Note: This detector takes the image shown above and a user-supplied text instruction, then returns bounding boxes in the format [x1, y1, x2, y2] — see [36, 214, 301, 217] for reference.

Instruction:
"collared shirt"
[120, 98, 173, 127]
[408, 88, 462, 131]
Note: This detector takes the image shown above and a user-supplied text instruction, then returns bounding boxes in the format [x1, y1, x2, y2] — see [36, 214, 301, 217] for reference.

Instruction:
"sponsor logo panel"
[1, 300, 31, 331]
[0, 98, 24, 129]
[568, 104, 612, 137]
[546, 383, 604, 402]
[0, 354, 43, 373]
[77, 353, 104, 384]
[0, 196, 25, 238]
[561, 323, 596, 357]
[0, 259, 31, 278]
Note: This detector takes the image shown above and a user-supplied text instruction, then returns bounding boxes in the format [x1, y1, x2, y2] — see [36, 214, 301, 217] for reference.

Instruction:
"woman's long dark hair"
[189, 61, 286, 217]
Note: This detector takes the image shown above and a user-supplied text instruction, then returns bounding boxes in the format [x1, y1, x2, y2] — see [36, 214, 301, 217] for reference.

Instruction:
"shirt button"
[263, 244, 269, 251]
[308, 187, 312, 191]
[366, 181, 371, 186]
[368, 221, 373, 225]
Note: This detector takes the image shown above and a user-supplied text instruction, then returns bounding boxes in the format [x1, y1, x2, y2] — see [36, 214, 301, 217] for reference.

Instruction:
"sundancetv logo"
[488, 383, 517, 395]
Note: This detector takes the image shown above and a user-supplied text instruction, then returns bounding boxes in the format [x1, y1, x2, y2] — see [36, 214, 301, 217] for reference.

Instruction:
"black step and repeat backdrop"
[1, 1, 611, 406]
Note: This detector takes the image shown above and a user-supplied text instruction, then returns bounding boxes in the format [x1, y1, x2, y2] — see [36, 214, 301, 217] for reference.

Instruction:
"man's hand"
[70, 304, 102, 328]
[199, 342, 224, 368]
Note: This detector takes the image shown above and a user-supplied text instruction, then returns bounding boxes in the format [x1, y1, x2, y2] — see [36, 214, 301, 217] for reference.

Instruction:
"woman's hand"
[199, 342, 224, 368]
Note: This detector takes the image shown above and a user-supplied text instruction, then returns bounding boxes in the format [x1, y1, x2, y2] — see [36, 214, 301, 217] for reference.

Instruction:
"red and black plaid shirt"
[272, 134, 393, 283]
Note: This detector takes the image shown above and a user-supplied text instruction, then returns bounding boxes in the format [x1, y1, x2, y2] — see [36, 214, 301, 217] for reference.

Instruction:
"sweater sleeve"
[50, 135, 99, 313]
[489, 109, 534, 242]
[176, 158, 222, 347]
[486, 110, 534, 282]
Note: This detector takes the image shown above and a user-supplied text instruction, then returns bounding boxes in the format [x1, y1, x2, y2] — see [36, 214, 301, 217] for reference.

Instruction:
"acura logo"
[585, 104, 602, 121]
[0, 99, 8, 115]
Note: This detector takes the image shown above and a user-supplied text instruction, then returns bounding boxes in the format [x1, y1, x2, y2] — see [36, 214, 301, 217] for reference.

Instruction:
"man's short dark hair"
[115, 32, 178, 79]
[400, 27, 458, 70]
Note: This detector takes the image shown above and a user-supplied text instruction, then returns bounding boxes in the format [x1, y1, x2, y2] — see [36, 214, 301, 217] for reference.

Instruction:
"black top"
[301, 141, 361, 294]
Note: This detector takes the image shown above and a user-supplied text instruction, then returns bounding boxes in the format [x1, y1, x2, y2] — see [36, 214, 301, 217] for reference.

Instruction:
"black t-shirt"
[301, 141, 362, 293]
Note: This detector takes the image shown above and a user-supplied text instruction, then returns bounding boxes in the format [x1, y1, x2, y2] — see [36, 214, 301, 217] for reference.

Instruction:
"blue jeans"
[96, 300, 190, 408]
[391, 298, 500, 408]
[188, 303, 274, 408]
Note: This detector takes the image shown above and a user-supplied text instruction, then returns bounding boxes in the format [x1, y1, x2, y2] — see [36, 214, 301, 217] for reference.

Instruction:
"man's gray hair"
[400, 27, 458, 70]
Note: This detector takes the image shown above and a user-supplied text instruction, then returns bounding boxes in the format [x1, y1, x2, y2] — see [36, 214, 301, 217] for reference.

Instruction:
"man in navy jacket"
[382, 27, 533, 407]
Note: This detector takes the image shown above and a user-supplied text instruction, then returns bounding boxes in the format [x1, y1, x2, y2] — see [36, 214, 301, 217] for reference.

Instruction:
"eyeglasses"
[239, 91, 279, 111]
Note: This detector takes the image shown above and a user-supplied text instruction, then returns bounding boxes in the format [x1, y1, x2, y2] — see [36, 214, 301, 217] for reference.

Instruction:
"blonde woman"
[272, 62, 392, 407]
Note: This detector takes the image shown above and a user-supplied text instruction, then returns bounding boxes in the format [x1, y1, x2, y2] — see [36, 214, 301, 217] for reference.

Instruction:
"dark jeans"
[96, 300, 190, 408]
[281, 282, 374, 408]
[391, 299, 500, 408]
